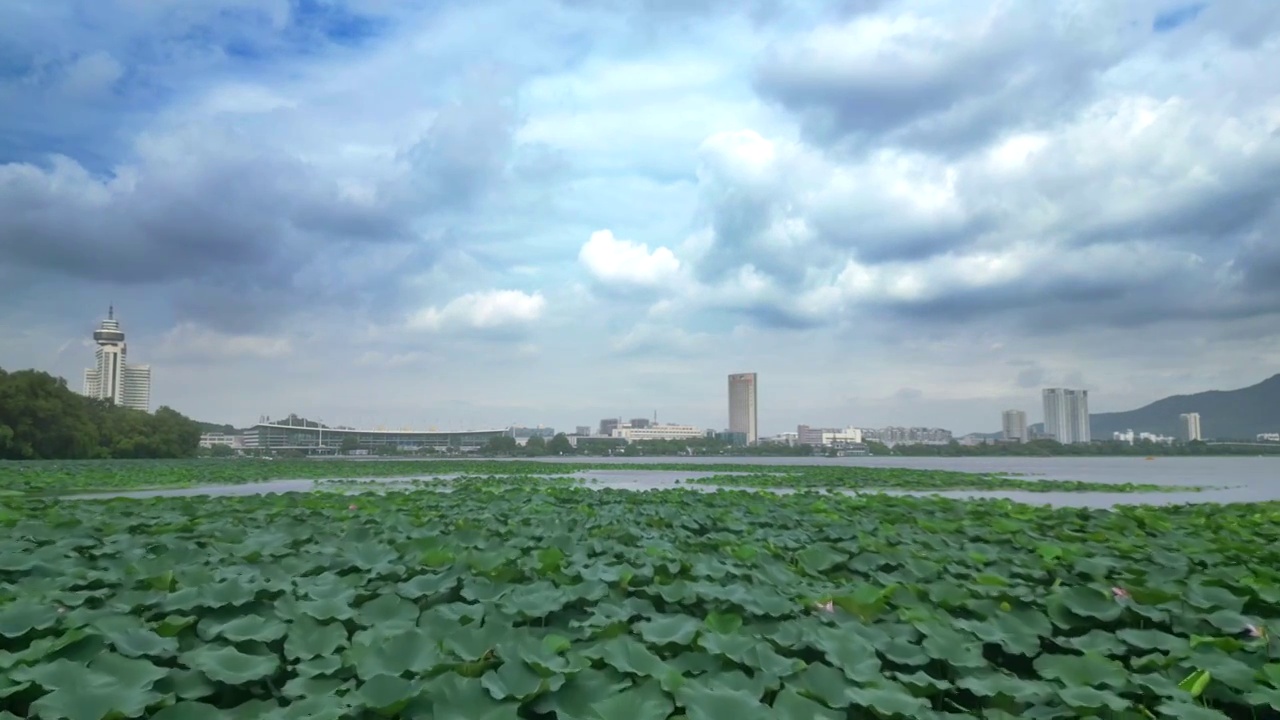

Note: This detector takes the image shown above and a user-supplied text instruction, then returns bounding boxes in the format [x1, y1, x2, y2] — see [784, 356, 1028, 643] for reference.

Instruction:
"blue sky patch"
[1153, 2, 1207, 32]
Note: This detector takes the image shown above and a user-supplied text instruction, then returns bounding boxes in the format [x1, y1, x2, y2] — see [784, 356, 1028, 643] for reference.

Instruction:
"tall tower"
[1001, 409, 1028, 442]
[82, 307, 152, 412]
[728, 372, 758, 445]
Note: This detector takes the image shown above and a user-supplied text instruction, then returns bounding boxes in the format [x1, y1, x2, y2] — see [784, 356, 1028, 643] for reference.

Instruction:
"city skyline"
[2, 3, 1277, 433]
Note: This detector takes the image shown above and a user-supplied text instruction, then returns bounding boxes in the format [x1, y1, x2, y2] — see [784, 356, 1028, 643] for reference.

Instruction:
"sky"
[2, 0, 1279, 436]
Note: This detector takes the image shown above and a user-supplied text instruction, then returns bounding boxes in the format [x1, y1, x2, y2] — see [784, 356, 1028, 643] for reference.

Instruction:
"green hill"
[1089, 374, 1280, 440]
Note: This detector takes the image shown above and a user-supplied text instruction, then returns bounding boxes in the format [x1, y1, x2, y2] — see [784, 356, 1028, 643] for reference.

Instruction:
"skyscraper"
[1001, 410, 1028, 442]
[728, 373, 758, 445]
[1042, 388, 1090, 444]
[82, 307, 152, 412]
[1180, 412, 1202, 441]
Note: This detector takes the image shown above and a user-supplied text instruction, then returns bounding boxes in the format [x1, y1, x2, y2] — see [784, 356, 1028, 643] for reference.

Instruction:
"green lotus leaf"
[956, 672, 1052, 703]
[180, 644, 280, 684]
[155, 615, 197, 637]
[356, 674, 420, 714]
[1154, 701, 1231, 719]
[294, 597, 355, 622]
[588, 679, 673, 720]
[0, 601, 60, 637]
[702, 611, 742, 635]
[297, 656, 345, 679]
[1242, 686, 1280, 711]
[284, 617, 349, 660]
[771, 686, 843, 720]
[481, 660, 552, 700]
[845, 683, 929, 717]
[1056, 685, 1130, 710]
[29, 674, 162, 720]
[1048, 587, 1124, 624]
[633, 614, 702, 646]
[675, 683, 772, 720]
[156, 668, 218, 700]
[1116, 628, 1188, 653]
[1184, 584, 1245, 613]
[396, 572, 458, 599]
[500, 581, 571, 618]
[582, 635, 670, 678]
[198, 613, 287, 643]
[1061, 629, 1128, 656]
[356, 593, 420, 629]
[347, 627, 445, 678]
[101, 625, 179, 658]
[879, 637, 929, 666]
[443, 622, 507, 662]
[1034, 652, 1127, 689]
[425, 673, 522, 720]
[531, 668, 632, 719]
[149, 701, 228, 719]
[269, 695, 352, 720]
[283, 674, 347, 700]
[788, 662, 851, 707]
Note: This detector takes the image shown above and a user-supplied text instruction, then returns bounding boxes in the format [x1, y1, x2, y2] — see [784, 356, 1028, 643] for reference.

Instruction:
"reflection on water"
[63, 457, 1280, 508]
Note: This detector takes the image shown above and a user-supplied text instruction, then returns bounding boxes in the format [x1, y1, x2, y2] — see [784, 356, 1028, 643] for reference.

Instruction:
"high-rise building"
[1001, 410, 1028, 442]
[82, 306, 152, 412]
[1180, 412, 1202, 442]
[1042, 388, 1089, 444]
[598, 418, 621, 437]
[728, 373, 758, 445]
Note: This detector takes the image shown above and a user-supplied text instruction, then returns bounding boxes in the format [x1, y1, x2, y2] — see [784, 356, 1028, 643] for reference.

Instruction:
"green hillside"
[1089, 374, 1280, 440]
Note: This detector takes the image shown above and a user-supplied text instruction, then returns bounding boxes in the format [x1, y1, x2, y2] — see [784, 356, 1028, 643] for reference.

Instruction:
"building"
[511, 426, 555, 439]
[1179, 413, 1202, 442]
[820, 428, 863, 446]
[874, 427, 953, 445]
[245, 422, 508, 453]
[1258, 433, 1280, 442]
[728, 373, 758, 445]
[599, 418, 621, 437]
[199, 432, 244, 449]
[611, 423, 705, 442]
[574, 426, 591, 436]
[629, 418, 652, 429]
[797, 425, 835, 446]
[81, 306, 152, 412]
[1042, 388, 1090, 444]
[1002, 410, 1028, 442]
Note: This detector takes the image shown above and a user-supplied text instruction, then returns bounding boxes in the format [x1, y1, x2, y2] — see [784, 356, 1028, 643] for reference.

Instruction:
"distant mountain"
[1090, 374, 1280, 440]
[197, 421, 238, 434]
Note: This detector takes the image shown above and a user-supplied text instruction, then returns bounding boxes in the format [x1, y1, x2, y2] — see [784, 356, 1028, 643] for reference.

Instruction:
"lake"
[67, 456, 1279, 507]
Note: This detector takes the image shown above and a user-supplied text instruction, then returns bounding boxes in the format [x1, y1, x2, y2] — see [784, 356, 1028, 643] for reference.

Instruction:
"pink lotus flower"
[348, 504, 358, 511]
[1111, 586, 1130, 601]
[1246, 624, 1267, 639]
[814, 600, 835, 613]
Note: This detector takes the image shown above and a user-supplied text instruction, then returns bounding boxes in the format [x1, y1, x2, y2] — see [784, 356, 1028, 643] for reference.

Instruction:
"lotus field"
[2, 473, 1278, 720]
[0, 459, 1183, 495]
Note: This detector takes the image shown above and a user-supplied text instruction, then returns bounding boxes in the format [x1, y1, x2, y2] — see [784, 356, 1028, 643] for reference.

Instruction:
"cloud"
[406, 289, 546, 333]
[2, 0, 1279, 436]
[578, 230, 683, 290]
[154, 323, 294, 361]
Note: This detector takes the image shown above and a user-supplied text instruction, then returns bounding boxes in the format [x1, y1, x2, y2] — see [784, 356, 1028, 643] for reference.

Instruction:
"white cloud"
[578, 230, 683, 289]
[154, 323, 294, 361]
[407, 289, 546, 332]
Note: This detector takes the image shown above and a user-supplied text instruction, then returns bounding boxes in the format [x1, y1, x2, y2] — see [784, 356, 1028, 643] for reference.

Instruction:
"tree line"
[878, 438, 1280, 456]
[0, 367, 203, 460]
[482, 433, 816, 457]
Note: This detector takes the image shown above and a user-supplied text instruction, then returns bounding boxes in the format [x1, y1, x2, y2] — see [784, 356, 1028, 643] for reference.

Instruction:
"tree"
[209, 443, 236, 457]
[340, 435, 360, 454]
[524, 435, 548, 456]
[483, 435, 519, 455]
[546, 433, 574, 456]
[0, 366, 203, 460]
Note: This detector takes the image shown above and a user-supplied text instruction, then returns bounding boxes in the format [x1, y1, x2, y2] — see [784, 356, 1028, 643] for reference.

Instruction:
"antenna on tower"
[108, 304, 114, 320]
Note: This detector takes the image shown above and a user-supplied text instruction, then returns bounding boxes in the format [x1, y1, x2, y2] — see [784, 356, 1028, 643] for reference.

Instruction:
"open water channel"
[70, 456, 1279, 508]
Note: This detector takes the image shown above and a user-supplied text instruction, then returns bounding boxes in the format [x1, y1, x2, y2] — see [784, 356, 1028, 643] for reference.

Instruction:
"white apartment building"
[1258, 433, 1280, 442]
[1042, 388, 1090, 444]
[1179, 413, 1202, 442]
[611, 424, 705, 441]
[82, 307, 152, 412]
[821, 428, 863, 445]
[199, 433, 245, 449]
[728, 373, 758, 445]
[1001, 409, 1028, 442]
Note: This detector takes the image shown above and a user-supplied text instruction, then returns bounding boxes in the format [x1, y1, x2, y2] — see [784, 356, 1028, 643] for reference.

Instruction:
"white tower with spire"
[82, 306, 152, 412]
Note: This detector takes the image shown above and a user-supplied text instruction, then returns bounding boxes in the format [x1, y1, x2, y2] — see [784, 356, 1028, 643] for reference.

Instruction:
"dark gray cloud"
[752, 7, 1132, 154]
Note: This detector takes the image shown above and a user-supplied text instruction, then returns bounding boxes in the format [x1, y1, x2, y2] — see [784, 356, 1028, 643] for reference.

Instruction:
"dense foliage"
[1, 486, 1276, 718]
[0, 459, 1189, 496]
[0, 368, 202, 461]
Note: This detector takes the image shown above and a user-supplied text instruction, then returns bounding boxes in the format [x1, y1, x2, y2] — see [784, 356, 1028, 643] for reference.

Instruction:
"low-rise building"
[611, 423, 705, 442]
[199, 432, 244, 449]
